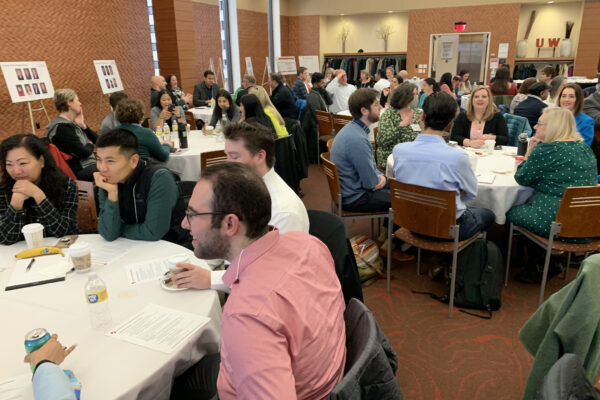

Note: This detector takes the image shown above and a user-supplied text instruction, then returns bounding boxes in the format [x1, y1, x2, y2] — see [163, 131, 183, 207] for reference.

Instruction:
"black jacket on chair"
[274, 134, 300, 193]
[285, 119, 309, 181]
[271, 84, 299, 120]
[514, 96, 548, 135]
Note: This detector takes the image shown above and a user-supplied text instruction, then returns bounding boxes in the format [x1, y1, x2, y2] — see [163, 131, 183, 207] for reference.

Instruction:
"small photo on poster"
[32, 68, 39, 80]
[16, 69, 24, 80]
[16, 84, 24, 97]
[108, 65, 113, 75]
[24, 68, 31, 80]
[112, 78, 117, 87]
[40, 82, 47, 94]
[24, 84, 32, 96]
[32, 83, 40, 95]
[102, 66, 107, 76]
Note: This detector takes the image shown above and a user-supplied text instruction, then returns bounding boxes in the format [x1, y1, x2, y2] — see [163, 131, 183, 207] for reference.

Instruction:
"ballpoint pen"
[26, 258, 36, 272]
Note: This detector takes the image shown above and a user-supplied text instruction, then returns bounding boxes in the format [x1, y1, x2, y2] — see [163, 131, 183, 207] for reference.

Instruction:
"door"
[430, 33, 489, 83]
[431, 34, 459, 80]
[457, 34, 489, 84]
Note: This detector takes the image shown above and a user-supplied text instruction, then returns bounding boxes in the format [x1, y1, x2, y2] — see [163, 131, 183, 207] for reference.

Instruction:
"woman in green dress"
[375, 84, 421, 170]
[507, 107, 597, 282]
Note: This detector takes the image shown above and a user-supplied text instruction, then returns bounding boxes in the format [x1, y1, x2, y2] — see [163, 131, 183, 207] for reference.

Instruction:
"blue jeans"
[457, 208, 495, 240]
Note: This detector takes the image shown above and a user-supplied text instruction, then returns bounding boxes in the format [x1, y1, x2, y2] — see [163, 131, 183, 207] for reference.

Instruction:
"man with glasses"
[93, 129, 187, 244]
[170, 162, 346, 399]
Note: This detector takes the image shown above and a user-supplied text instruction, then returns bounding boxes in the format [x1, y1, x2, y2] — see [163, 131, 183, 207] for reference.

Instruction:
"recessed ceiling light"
[547, 1, 554, 3]
[340, 13, 345, 16]
[388, 10, 393, 13]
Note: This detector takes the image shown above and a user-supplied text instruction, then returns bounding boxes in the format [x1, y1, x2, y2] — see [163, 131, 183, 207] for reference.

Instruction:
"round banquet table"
[386, 146, 535, 224]
[166, 130, 226, 181]
[189, 107, 214, 123]
[0, 234, 221, 400]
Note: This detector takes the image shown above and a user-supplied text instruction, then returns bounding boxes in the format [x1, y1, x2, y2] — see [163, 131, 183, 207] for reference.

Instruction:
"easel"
[22, 100, 50, 135]
[217, 57, 226, 90]
[262, 56, 272, 92]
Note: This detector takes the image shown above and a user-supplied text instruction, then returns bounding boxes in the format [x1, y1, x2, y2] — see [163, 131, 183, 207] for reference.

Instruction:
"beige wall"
[319, 13, 409, 58]
[517, 2, 583, 58]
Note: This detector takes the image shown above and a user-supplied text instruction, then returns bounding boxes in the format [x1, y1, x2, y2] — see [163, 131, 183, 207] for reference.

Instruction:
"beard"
[367, 111, 379, 124]
[194, 229, 231, 260]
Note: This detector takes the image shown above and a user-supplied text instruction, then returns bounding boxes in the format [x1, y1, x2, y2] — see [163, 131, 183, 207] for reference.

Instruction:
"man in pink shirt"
[172, 162, 346, 399]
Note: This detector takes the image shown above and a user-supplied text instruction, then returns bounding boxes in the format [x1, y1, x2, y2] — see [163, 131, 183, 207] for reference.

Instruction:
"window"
[148, 0, 159, 75]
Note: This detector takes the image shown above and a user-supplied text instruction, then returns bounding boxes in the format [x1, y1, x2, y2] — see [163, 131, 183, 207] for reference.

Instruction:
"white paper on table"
[107, 304, 210, 354]
[92, 239, 141, 265]
[5, 255, 69, 289]
[0, 373, 34, 400]
[477, 173, 496, 184]
[125, 254, 188, 285]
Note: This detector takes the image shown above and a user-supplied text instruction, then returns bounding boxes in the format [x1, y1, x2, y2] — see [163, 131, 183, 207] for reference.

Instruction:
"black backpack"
[414, 239, 503, 319]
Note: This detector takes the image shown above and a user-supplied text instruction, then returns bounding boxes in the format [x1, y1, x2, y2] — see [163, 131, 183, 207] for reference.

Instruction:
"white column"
[227, 0, 241, 90]
[272, 0, 281, 58]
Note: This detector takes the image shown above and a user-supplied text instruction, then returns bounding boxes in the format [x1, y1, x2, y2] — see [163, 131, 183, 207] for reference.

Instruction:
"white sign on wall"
[441, 42, 454, 60]
[0, 61, 54, 103]
[93, 60, 124, 94]
[275, 56, 297, 75]
[498, 43, 509, 59]
[298, 56, 320, 74]
[245, 57, 254, 76]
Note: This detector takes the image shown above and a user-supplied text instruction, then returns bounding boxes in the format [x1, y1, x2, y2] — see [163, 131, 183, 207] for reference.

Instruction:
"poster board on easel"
[298, 56, 320, 74]
[93, 60, 124, 94]
[245, 57, 254, 77]
[1, 61, 54, 134]
[275, 56, 297, 75]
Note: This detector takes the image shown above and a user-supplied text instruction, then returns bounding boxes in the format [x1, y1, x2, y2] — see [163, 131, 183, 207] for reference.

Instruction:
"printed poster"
[93, 60, 124, 94]
[0, 61, 54, 103]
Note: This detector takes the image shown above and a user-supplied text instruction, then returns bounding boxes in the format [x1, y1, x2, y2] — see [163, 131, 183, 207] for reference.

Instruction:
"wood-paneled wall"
[574, 1, 600, 78]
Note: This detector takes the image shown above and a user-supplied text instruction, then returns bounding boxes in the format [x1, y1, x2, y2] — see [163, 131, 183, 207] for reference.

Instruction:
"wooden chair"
[506, 186, 600, 306]
[76, 180, 98, 233]
[327, 138, 334, 152]
[387, 179, 481, 318]
[200, 150, 228, 171]
[332, 113, 353, 134]
[315, 110, 335, 164]
[185, 111, 196, 129]
[320, 152, 388, 240]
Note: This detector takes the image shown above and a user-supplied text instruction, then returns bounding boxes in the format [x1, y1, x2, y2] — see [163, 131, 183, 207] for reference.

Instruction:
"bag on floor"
[350, 234, 385, 284]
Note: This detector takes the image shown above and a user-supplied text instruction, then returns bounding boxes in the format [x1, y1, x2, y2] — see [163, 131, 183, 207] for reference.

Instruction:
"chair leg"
[505, 224, 514, 286]
[370, 219, 374, 239]
[538, 244, 553, 306]
[417, 248, 421, 275]
[448, 247, 459, 318]
[386, 211, 393, 293]
[563, 252, 571, 280]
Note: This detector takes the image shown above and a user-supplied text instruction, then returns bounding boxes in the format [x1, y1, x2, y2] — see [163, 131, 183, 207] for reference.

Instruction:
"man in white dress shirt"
[326, 70, 357, 114]
[171, 122, 309, 291]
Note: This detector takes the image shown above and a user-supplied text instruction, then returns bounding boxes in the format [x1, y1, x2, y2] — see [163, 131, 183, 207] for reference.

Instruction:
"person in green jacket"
[93, 129, 182, 242]
[114, 98, 172, 162]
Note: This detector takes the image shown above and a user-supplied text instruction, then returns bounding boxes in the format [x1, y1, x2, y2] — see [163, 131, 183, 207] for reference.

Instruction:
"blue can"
[25, 328, 51, 371]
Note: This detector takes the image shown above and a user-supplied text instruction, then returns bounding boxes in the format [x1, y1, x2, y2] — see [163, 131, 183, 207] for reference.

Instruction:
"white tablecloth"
[189, 107, 214, 123]
[166, 130, 226, 181]
[0, 235, 221, 400]
[386, 146, 534, 224]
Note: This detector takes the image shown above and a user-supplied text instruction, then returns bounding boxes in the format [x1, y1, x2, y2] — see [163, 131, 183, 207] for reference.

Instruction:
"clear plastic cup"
[167, 255, 189, 275]
[70, 241, 92, 273]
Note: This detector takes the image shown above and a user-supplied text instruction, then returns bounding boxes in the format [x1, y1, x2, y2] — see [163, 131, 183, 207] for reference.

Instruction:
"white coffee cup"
[69, 241, 92, 273]
[205, 125, 214, 135]
[167, 255, 189, 275]
[484, 139, 495, 154]
[21, 223, 44, 249]
[468, 154, 479, 171]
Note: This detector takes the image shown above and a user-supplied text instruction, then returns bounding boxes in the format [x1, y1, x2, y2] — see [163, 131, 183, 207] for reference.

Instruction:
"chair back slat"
[315, 110, 334, 138]
[332, 114, 353, 134]
[321, 153, 342, 209]
[389, 179, 456, 239]
[76, 180, 98, 233]
[185, 111, 195, 128]
[555, 186, 600, 238]
[327, 138, 334, 152]
[201, 150, 228, 171]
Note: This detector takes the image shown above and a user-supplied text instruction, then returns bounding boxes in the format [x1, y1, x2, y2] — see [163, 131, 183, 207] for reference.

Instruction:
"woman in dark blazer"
[450, 86, 508, 147]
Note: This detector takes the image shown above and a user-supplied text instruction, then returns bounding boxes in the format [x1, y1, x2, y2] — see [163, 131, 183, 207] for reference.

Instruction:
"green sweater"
[117, 123, 171, 162]
[97, 168, 178, 241]
[519, 254, 600, 399]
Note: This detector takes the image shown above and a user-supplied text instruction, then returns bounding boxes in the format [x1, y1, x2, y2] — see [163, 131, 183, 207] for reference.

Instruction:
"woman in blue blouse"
[558, 83, 594, 146]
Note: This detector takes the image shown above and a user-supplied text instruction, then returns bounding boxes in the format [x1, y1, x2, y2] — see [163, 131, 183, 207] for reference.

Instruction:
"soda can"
[25, 328, 51, 371]
[515, 156, 525, 169]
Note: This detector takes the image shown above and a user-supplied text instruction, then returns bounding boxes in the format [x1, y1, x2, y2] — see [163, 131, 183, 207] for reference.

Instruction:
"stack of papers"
[5, 255, 71, 291]
[477, 173, 496, 184]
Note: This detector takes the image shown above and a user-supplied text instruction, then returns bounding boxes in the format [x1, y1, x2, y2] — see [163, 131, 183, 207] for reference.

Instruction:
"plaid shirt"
[0, 178, 79, 245]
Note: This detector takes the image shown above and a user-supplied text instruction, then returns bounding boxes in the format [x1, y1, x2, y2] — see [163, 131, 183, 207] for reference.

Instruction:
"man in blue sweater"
[292, 67, 309, 100]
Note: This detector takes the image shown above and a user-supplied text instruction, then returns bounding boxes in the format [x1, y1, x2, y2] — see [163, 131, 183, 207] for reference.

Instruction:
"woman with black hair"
[438, 72, 456, 99]
[150, 90, 185, 131]
[207, 89, 241, 131]
[490, 67, 517, 96]
[165, 74, 191, 111]
[240, 94, 276, 137]
[0, 134, 78, 245]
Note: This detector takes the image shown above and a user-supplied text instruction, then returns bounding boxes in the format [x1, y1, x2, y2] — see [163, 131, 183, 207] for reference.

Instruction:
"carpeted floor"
[300, 164, 578, 400]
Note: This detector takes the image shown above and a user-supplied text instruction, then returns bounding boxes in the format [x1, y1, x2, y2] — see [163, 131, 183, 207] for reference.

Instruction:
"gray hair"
[53, 89, 77, 112]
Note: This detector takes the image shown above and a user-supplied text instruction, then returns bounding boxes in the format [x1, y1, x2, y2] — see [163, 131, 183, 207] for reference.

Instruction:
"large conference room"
[1, 0, 599, 399]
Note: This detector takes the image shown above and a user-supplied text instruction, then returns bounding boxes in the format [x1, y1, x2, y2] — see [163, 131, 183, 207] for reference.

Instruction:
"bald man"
[399, 70, 409, 81]
[150, 75, 167, 106]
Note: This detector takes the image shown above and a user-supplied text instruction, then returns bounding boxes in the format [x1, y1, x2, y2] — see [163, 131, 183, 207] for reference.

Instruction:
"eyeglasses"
[535, 121, 547, 126]
[185, 209, 242, 225]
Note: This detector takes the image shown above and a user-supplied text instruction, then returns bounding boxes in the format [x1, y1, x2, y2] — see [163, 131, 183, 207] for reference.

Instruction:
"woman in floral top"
[375, 84, 421, 169]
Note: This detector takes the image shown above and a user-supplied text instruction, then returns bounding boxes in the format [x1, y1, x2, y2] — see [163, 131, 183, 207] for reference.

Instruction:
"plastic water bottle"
[156, 123, 163, 138]
[163, 122, 171, 141]
[85, 273, 112, 330]
[172, 116, 179, 134]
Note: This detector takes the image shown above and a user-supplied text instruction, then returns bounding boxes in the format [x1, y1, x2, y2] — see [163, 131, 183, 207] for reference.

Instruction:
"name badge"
[411, 123, 422, 132]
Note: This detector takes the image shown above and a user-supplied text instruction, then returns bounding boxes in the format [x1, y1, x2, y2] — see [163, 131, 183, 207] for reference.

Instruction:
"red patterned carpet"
[300, 164, 578, 400]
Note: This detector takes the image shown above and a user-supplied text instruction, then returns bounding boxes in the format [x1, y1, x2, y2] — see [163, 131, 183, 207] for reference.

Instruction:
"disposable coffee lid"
[21, 223, 44, 233]
[168, 255, 189, 266]
[69, 241, 90, 257]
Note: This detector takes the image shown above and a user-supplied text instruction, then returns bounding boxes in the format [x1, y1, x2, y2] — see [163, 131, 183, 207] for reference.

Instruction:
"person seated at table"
[307, 72, 332, 113]
[46, 88, 98, 181]
[583, 77, 600, 128]
[150, 75, 167, 107]
[376, 84, 422, 169]
[379, 74, 402, 106]
[558, 83, 594, 146]
[292, 66, 309, 100]
[249, 85, 289, 138]
[165, 73, 193, 111]
[324, 67, 335, 86]
[330, 89, 388, 212]
[457, 69, 472, 96]
[385, 66, 395, 81]
[170, 162, 345, 399]
[452, 75, 462, 97]
[450, 86, 509, 148]
[539, 66, 556, 84]
[438, 72, 457, 99]
[509, 77, 537, 114]
[393, 92, 495, 240]
[398, 70, 409, 81]
[116, 98, 172, 163]
[239, 94, 277, 137]
[545, 75, 567, 107]
[506, 108, 597, 283]
[150, 90, 185, 132]
[94, 129, 186, 243]
[514, 82, 549, 135]
[233, 74, 255, 106]
[403, 81, 420, 109]
[0, 134, 79, 245]
[205, 89, 241, 132]
[489, 67, 517, 96]
[269, 72, 298, 120]
[418, 78, 439, 109]
[193, 70, 220, 107]
[358, 69, 375, 88]
[24, 333, 77, 400]
[373, 68, 389, 93]
[326, 69, 357, 114]
[99, 92, 128, 135]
